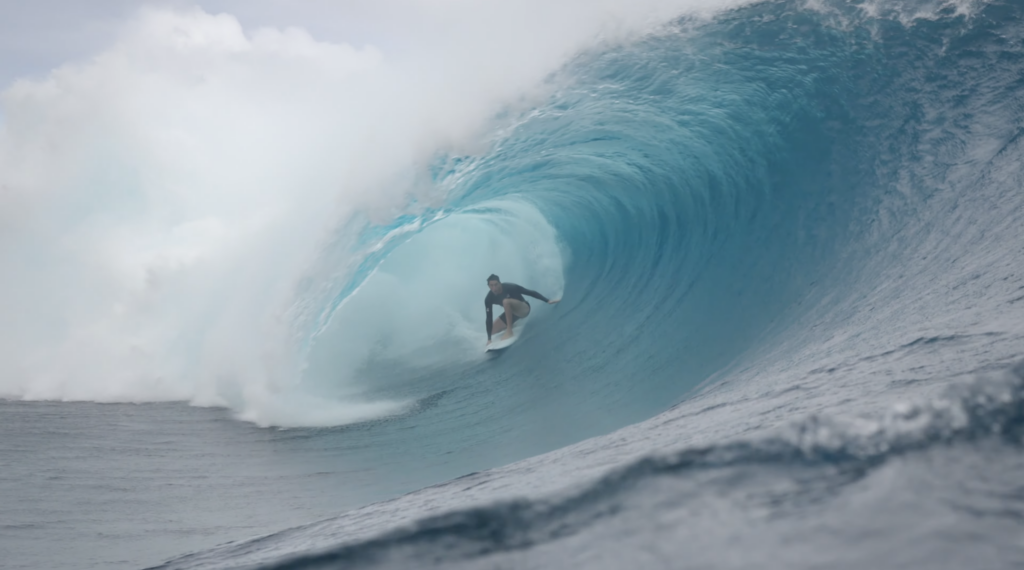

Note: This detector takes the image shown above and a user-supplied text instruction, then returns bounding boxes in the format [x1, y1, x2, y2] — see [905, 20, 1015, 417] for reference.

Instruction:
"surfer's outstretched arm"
[517, 286, 550, 303]
[520, 287, 560, 305]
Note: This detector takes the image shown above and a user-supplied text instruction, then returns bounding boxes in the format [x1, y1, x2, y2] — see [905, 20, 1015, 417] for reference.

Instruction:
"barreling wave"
[9, 0, 1024, 567]
[296, 0, 1024, 441]
[143, 0, 1024, 565]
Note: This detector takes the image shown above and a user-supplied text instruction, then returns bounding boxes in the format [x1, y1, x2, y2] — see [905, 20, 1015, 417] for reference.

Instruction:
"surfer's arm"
[485, 304, 494, 341]
[519, 287, 550, 303]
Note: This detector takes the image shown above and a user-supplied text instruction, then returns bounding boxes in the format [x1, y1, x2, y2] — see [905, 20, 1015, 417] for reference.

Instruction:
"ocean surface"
[4, 0, 1024, 568]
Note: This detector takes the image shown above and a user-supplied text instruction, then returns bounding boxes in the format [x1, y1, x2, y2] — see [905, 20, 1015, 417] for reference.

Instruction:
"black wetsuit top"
[484, 283, 549, 340]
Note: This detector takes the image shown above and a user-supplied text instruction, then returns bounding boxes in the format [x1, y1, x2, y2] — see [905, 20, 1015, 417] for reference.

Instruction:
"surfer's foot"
[500, 332, 513, 340]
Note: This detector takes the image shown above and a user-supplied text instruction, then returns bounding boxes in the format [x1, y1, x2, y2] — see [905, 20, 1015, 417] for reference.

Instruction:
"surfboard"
[486, 335, 519, 352]
[485, 317, 526, 353]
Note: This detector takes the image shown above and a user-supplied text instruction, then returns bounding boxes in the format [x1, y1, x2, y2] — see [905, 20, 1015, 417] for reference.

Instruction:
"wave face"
[296, 0, 1024, 447]
[154, 0, 1024, 567]
[298, 1, 871, 437]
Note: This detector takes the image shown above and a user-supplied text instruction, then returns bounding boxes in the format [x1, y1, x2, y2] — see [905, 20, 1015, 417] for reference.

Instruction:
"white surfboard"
[486, 335, 520, 352]
[485, 318, 527, 352]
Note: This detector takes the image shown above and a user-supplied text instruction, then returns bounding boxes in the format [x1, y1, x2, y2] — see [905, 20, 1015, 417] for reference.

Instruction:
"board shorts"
[498, 301, 531, 324]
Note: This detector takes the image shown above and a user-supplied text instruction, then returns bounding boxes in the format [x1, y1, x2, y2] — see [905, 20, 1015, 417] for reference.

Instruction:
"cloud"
[0, 7, 387, 405]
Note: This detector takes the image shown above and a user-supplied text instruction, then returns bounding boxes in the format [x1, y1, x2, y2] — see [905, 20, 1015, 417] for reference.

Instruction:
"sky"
[0, 1, 408, 89]
[0, 0, 731, 91]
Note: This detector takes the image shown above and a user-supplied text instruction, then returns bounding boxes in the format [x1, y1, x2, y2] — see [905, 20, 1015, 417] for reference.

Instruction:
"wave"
[297, 0, 1024, 434]
[136, 0, 1024, 566]
[7, 0, 1024, 568]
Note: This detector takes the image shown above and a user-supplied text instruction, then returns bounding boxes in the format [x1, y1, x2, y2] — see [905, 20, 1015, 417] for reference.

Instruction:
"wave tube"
[288, 199, 566, 427]
[287, 0, 1024, 456]
[267, 18, 856, 462]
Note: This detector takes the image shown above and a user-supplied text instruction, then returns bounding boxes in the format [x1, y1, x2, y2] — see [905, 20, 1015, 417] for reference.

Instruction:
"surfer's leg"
[500, 299, 529, 339]
[492, 313, 507, 336]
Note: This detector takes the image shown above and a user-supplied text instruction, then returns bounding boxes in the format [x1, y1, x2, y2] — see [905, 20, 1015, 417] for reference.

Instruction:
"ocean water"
[4, 0, 1024, 568]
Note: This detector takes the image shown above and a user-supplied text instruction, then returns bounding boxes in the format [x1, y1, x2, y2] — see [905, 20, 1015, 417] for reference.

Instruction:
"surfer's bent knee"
[503, 299, 530, 318]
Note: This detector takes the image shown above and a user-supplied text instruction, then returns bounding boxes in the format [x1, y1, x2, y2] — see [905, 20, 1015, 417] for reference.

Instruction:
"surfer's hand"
[548, 299, 561, 304]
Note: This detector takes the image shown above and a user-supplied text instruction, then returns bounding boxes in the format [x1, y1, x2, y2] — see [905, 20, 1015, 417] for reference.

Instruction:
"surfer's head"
[487, 274, 502, 294]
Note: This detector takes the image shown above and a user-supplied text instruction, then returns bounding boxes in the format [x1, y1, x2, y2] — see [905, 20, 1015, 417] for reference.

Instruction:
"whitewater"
[2, 0, 1024, 568]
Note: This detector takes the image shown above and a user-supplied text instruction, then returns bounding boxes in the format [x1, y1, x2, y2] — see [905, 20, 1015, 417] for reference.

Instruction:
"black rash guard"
[484, 283, 550, 340]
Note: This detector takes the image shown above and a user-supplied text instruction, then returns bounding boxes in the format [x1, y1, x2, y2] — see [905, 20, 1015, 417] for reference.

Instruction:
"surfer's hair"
[487, 274, 500, 283]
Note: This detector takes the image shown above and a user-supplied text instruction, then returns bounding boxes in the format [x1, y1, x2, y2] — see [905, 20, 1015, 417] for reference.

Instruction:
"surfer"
[485, 274, 560, 344]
